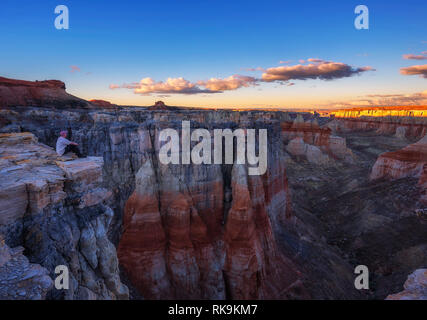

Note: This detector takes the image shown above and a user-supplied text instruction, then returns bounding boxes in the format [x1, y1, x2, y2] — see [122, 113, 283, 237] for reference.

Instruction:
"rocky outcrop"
[0, 239, 52, 300]
[282, 116, 353, 164]
[286, 137, 331, 165]
[0, 76, 90, 109]
[326, 114, 427, 140]
[370, 135, 427, 204]
[0, 132, 128, 299]
[386, 269, 427, 300]
[330, 106, 427, 118]
[117, 121, 307, 299]
[89, 100, 118, 109]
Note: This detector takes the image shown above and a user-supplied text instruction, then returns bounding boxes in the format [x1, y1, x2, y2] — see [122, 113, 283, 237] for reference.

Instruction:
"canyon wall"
[326, 110, 427, 140]
[117, 122, 305, 299]
[329, 106, 427, 118]
[282, 115, 354, 164]
[370, 134, 427, 204]
[0, 132, 128, 299]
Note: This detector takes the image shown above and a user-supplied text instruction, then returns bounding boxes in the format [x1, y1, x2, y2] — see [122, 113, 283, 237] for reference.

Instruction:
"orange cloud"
[197, 75, 258, 91]
[400, 65, 427, 78]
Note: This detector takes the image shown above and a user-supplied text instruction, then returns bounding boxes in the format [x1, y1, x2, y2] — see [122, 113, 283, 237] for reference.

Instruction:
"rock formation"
[0, 239, 52, 300]
[326, 112, 427, 140]
[370, 135, 427, 204]
[282, 117, 354, 164]
[386, 269, 427, 300]
[0, 132, 128, 299]
[117, 121, 307, 299]
[89, 99, 118, 109]
[0, 76, 90, 109]
[330, 106, 427, 118]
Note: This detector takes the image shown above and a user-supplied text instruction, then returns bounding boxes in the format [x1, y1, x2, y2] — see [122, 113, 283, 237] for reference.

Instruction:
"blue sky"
[0, 0, 426, 108]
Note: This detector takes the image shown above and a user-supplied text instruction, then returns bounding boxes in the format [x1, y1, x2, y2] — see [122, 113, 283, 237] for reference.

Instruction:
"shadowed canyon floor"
[285, 131, 427, 299]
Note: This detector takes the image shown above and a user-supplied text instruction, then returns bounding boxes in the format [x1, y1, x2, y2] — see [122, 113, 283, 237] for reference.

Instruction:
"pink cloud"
[402, 54, 427, 60]
[70, 65, 80, 73]
[198, 75, 258, 91]
[400, 64, 427, 78]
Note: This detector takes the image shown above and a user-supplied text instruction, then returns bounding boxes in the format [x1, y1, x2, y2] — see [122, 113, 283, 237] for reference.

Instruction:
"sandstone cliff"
[370, 135, 427, 204]
[0, 132, 128, 299]
[117, 121, 307, 299]
[282, 116, 354, 164]
[0, 238, 52, 300]
[326, 115, 427, 140]
[0, 77, 91, 109]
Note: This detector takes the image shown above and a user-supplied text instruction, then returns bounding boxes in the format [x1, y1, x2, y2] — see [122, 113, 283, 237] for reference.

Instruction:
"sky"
[0, 0, 426, 109]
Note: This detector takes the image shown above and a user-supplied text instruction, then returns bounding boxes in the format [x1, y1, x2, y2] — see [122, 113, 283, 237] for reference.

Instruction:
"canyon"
[0, 77, 426, 300]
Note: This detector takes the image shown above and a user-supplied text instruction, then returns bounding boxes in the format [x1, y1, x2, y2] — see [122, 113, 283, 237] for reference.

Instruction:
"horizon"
[0, 0, 426, 109]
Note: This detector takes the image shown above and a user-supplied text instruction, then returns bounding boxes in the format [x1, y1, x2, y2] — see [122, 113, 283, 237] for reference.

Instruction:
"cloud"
[322, 91, 427, 108]
[130, 77, 216, 95]
[70, 65, 80, 73]
[197, 75, 258, 91]
[110, 76, 257, 95]
[402, 54, 427, 60]
[279, 60, 292, 64]
[109, 58, 375, 96]
[400, 64, 427, 78]
[243, 66, 265, 72]
[261, 60, 374, 82]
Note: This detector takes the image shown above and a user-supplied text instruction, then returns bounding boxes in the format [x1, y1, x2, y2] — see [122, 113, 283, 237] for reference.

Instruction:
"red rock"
[370, 135, 427, 203]
[370, 135, 427, 180]
[148, 101, 169, 110]
[0, 76, 89, 108]
[89, 99, 117, 109]
[118, 157, 307, 299]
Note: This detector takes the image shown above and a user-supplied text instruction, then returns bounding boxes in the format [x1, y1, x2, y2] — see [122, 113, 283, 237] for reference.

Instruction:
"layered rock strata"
[282, 116, 354, 164]
[370, 135, 427, 204]
[117, 122, 307, 299]
[0, 132, 128, 299]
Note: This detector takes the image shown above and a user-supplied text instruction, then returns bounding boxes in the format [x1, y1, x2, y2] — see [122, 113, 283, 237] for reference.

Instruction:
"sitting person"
[56, 130, 83, 158]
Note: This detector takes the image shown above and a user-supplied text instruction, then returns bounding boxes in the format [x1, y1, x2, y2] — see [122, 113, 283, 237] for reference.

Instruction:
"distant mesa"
[148, 101, 169, 110]
[89, 99, 117, 109]
[0, 76, 89, 109]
